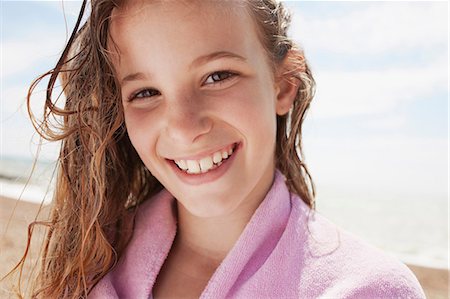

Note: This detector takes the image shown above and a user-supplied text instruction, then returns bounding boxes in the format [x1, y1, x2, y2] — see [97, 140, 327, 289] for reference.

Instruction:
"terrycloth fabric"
[89, 170, 425, 299]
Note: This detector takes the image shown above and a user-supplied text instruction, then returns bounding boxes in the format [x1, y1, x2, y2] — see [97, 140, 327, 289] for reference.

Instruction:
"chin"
[177, 193, 240, 218]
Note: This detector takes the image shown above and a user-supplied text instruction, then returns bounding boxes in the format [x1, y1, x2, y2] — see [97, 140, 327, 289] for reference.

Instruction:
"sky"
[0, 1, 448, 268]
[0, 1, 448, 202]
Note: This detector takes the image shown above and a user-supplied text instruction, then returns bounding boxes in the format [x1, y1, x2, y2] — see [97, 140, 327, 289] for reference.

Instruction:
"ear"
[274, 54, 301, 116]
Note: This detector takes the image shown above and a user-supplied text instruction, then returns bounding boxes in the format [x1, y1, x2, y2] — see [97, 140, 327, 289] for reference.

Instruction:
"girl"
[13, 0, 425, 298]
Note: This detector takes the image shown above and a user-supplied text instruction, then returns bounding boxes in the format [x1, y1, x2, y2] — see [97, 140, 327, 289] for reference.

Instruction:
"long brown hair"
[8, 0, 315, 297]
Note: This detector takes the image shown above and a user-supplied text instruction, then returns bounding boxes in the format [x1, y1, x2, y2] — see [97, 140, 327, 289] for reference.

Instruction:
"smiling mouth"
[171, 143, 238, 175]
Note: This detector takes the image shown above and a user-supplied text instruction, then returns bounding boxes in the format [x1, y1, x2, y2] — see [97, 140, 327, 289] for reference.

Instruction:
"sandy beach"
[0, 195, 448, 298]
[0, 195, 51, 297]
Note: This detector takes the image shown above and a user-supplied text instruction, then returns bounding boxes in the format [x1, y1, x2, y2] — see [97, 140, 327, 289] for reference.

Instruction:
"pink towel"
[89, 170, 425, 298]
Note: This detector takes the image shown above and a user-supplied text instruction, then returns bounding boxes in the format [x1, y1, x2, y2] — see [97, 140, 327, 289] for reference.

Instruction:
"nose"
[164, 93, 213, 145]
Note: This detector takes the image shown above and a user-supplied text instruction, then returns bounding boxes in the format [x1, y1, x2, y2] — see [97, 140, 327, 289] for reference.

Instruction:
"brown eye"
[130, 88, 160, 101]
[204, 71, 236, 84]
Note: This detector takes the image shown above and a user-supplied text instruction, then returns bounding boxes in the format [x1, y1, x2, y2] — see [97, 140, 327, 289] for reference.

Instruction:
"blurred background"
[0, 1, 448, 297]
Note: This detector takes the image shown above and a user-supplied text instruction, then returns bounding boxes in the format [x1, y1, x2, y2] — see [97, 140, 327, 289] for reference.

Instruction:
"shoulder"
[339, 264, 427, 298]
[289, 196, 426, 298]
[89, 189, 176, 298]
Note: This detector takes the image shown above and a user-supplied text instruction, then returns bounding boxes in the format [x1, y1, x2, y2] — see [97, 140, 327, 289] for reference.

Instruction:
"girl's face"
[110, 0, 290, 217]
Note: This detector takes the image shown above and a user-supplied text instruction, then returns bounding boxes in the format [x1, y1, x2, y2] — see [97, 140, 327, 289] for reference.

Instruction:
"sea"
[0, 155, 448, 270]
[0, 155, 56, 205]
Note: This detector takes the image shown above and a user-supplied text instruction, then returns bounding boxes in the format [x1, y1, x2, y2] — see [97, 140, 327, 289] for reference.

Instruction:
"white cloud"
[1, 84, 63, 160]
[1, 2, 76, 79]
[48, 0, 84, 17]
[361, 113, 408, 131]
[2, 83, 55, 120]
[39, 0, 87, 24]
[303, 136, 448, 199]
[290, 2, 448, 55]
[309, 58, 447, 119]
[1, 37, 64, 79]
[1, 5, 71, 161]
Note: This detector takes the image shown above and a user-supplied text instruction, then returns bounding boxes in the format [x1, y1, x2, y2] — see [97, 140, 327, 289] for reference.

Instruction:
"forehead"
[108, 0, 264, 71]
[115, 0, 247, 18]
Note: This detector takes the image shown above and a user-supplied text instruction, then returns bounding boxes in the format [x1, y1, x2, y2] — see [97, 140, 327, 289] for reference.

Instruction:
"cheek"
[123, 109, 157, 158]
[224, 79, 278, 133]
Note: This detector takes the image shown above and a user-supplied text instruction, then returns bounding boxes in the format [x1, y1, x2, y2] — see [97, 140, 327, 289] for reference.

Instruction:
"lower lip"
[168, 143, 241, 186]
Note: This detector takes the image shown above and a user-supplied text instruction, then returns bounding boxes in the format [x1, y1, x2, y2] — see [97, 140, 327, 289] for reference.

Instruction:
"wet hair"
[246, 0, 316, 207]
[7, 0, 315, 297]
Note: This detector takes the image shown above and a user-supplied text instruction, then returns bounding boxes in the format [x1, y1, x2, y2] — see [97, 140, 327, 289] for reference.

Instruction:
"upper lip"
[165, 142, 238, 161]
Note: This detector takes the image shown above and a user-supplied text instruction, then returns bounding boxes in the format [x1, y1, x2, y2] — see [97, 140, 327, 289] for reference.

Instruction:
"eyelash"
[204, 70, 237, 85]
[129, 88, 160, 101]
[128, 70, 238, 101]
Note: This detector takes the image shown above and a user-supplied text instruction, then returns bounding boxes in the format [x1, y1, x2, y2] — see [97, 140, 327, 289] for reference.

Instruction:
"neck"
[174, 201, 254, 263]
[174, 175, 274, 264]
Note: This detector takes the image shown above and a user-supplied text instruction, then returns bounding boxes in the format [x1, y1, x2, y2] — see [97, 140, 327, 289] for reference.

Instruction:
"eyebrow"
[189, 51, 247, 69]
[121, 72, 148, 86]
[120, 51, 246, 86]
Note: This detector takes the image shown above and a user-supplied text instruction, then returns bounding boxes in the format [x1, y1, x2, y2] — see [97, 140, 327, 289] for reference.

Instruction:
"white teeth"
[174, 144, 236, 174]
[222, 151, 228, 159]
[199, 156, 214, 173]
[186, 160, 201, 174]
[176, 159, 188, 170]
[213, 152, 223, 164]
